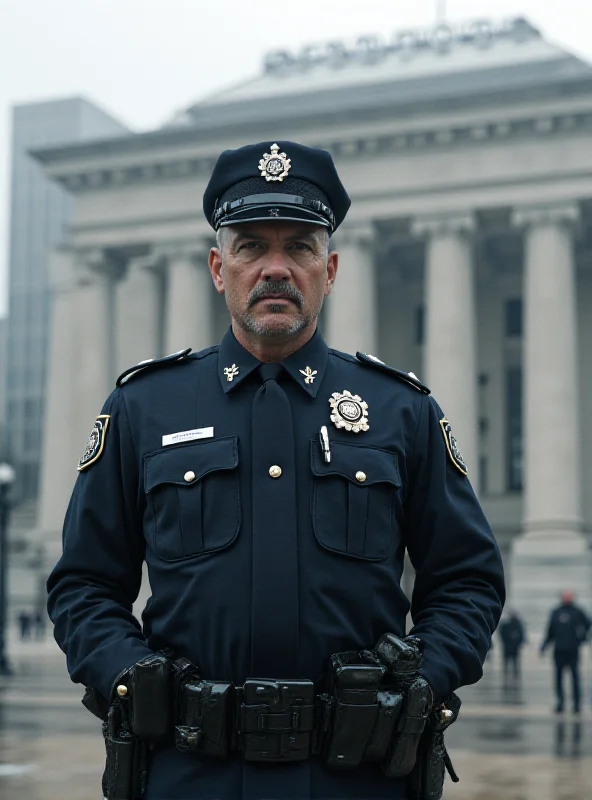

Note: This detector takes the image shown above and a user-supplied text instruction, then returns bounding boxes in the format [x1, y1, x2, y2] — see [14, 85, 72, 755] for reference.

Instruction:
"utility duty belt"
[83, 634, 460, 800]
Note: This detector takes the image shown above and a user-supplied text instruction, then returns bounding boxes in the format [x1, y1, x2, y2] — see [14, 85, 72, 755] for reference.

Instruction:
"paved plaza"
[0, 634, 590, 800]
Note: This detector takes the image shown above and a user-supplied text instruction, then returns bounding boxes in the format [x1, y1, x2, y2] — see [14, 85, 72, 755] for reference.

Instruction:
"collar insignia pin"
[299, 366, 317, 385]
[258, 143, 291, 182]
[224, 364, 240, 382]
[329, 390, 369, 433]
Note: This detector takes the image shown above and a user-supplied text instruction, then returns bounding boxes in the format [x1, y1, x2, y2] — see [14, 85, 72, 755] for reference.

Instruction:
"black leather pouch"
[364, 688, 404, 762]
[130, 653, 171, 741]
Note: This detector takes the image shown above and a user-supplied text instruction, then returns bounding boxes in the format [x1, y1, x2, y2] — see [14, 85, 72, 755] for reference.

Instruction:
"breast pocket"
[144, 436, 240, 561]
[310, 441, 401, 561]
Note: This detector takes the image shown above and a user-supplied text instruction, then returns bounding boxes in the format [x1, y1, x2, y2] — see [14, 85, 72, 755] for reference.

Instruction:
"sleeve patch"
[78, 415, 110, 472]
[439, 418, 468, 476]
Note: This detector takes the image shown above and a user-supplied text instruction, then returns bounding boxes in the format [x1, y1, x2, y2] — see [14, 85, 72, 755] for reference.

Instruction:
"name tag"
[162, 427, 214, 447]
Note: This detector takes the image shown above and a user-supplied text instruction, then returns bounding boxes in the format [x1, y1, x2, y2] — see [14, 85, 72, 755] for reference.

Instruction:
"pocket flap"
[145, 436, 238, 493]
[311, 441, 401, 487]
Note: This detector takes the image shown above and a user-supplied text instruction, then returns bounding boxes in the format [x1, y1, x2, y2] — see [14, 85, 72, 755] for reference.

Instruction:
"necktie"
[250, 363, 299, 676]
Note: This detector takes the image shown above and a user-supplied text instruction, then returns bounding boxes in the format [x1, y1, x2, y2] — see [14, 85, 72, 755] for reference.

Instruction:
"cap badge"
[223, 364, 240, 382]
[259, 143, 291, 182]
[299, 366, 317, 385]
[329, 390, 369, 433]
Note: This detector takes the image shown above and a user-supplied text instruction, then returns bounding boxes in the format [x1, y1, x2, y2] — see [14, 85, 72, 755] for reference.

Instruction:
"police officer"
[541, 591, 590, 713]
[47, 141, 505, 799]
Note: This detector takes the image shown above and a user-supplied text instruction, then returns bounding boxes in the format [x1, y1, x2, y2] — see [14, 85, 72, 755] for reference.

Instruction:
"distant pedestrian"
[541, 591, 590, 714]
[17, 611, 31, 641]
[32, 610, 46, 640]
[499, 609, 526, 684]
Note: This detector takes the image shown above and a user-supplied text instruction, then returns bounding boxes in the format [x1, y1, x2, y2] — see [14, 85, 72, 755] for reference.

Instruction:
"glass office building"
[4, 97, 128, 505]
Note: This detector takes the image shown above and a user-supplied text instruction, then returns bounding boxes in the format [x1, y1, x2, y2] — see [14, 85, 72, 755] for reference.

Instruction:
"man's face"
[209, 221, 338, 340]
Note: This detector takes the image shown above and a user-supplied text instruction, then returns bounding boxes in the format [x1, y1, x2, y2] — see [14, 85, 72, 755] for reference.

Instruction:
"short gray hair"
[215, 227, 228, 250]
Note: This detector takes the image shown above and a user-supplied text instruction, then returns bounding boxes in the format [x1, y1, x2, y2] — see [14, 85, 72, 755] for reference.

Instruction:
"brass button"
[269, 465, 282, 479]
[355, 471, 367, 483]
[116, 685, 128, 698]
[184, 470, 196, 483]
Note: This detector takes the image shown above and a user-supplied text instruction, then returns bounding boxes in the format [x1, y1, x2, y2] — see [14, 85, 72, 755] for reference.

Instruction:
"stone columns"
[413, 212, 478, 481]
[116, 253, 164, 375]
[515, 203, 582, 544]
[512, 202, 588, 630]
[326, 224, 377, 355]
[37, 248, 80, 563]
[37, 248, 118, 568]
[72, 252, 116, 441]
[163, 243, 213, 354]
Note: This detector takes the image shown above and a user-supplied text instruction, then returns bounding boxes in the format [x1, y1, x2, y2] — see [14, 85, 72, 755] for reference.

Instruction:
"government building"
[32, 18, 592, 629]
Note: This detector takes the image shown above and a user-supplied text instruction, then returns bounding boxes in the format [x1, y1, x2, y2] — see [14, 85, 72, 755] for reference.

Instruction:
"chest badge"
[329, 390, 369, 433]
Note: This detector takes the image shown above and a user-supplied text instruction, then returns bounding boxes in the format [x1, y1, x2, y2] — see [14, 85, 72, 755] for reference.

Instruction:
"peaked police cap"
[203, 141, 351, 234]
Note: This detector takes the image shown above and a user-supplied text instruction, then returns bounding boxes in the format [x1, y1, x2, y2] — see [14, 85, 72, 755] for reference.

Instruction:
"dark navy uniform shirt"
[47, 328, 505, 799]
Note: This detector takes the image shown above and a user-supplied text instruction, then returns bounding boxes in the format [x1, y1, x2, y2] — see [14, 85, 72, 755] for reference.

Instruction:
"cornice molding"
[54, 110, 592, 195]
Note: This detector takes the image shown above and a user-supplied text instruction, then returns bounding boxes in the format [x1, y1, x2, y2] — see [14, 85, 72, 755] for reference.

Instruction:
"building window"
[505, 298, 523, 338]
[415, 305, 425, 345]
[479, 456, 488, 495]
[506, 366, 523, 491]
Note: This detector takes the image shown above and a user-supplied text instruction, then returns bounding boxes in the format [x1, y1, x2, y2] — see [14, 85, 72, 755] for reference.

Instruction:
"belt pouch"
[130, 654, 171, 742]
[382, 677, 431, 777]
[102, 726, 135, 800]
[324, 661, 384, 769]
[176, 681, 233, 757]
[364, 689, 404, 762]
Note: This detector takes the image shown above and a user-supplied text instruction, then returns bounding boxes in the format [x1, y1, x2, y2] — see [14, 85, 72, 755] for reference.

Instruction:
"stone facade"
[32, 19, 592, 629]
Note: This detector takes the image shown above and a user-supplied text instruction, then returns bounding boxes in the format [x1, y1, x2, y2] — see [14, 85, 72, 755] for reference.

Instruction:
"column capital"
[412, 210, 475, 239]
[335, 222, 374, 248]
[156, 238, 212, 265]
[512, 201, 580, 230]
[126, 251, 166, 275]
[77, 249, 121, 286]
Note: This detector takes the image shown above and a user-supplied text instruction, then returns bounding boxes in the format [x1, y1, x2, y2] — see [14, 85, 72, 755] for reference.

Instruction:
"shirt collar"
[217, 327, 329, 397]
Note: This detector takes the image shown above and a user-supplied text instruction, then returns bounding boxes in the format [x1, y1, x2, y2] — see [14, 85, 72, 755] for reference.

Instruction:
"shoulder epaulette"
[356, 352, 431, 394]
[116, 348, 192, 387]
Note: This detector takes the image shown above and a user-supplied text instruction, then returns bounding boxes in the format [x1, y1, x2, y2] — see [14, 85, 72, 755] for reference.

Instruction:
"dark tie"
[250, 363, 299, 676]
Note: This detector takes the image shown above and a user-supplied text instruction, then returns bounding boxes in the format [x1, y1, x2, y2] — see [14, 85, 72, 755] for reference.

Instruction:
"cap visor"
[218, 204, 331, 228]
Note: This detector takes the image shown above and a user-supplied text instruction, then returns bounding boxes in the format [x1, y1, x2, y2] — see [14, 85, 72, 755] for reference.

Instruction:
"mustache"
[248, 282, 304, 309]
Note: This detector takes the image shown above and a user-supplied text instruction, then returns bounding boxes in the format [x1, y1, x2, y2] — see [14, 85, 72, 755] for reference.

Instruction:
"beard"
[231, 280, 323, 340]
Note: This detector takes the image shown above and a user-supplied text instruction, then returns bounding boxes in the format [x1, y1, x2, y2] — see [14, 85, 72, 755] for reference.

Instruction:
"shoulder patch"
[439, 418, 468, 476]
[116, 348, 192, 387]
[356, 353, 430, 394]
[78, 415, 110, 471]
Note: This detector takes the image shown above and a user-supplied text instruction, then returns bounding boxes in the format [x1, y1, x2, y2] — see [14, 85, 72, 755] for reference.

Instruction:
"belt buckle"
[240, 678, 315, 762]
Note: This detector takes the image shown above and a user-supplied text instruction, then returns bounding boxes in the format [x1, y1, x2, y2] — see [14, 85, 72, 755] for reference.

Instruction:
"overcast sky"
[1, 0, 591, 316]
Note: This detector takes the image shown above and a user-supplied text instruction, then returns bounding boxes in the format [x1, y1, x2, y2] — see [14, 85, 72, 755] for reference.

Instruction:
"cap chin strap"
[213, 193, 335, 231]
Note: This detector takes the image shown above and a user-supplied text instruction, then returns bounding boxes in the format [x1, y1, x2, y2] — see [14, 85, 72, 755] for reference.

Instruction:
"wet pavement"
[0, 635, 590, 799]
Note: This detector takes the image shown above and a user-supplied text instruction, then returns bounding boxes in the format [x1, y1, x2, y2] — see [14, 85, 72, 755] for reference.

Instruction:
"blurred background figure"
[499, 609, 526, 685]
[16, 609, 30, 641]
[32, 608, 45, 640]
[540, 591, 591, 714]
